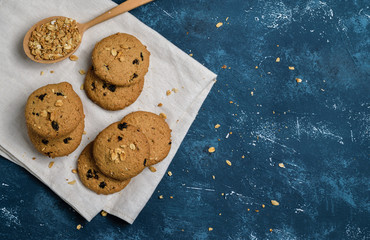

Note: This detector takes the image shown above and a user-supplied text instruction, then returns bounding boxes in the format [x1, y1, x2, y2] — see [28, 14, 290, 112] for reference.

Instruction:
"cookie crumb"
[208, 147, 215, 153]
[71, 169, 77, 174]
[50, 70, 54, 74]
[251, 91, 254, 96]
[226, 17, 229, 21]
[278, 163, 285, 168]
[271, 200, 280, 206]
[101, 210, 108, 217]
[83, 131, 87, 135]
[32, 157, 36, 160]
[262, 204, 265, 208]
[189, 53, 193, 57]
[226, 160, 232, 166]
[158, 195, 164, 199]
[167, 171, 172, 176]
[159, 113, 167, 119]
[289, 66, 295, 70]
[212, 175, 215, 180]
[209, 227, 213, 231]
[247, 208, 250, 211]
[48, 161, 54, 168]
[255, 210, 259, 213]
[270, 228, 273, 232]
[242, 155, 245, 159]
[215, 124, 220, 129]
[296, 78, 302, 83]
[216, 22, 223, 28]
[221, 65, 227, 69]
[69, 55, 78, 61]
[166, 90, 172, 96]
[276, 57, 280, 62]
[79, 69, 86, 75]
[40, 71, 44, 76]
[170, 196, 173, 199]
[149, 166, 157, 172]
[229, 101, 233, 104]
[68, 180, 76, 185]
[76, 224, 82, 230]
[158, 103, 163, 107]
[172, 88, 179, 93]
[255, 66, 258, 69]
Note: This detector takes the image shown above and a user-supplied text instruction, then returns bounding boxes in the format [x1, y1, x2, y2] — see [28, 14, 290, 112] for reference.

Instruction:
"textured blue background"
[1, 0, 369, 239]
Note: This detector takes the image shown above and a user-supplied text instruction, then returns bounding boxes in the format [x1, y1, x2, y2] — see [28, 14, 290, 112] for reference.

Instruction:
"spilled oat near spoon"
[28, 17, 81, 60]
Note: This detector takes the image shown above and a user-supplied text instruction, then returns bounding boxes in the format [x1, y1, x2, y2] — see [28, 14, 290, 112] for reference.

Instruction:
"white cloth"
[0, 0, 216, 223]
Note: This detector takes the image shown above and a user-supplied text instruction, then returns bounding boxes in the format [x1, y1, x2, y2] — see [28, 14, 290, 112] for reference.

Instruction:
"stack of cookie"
[84, 33, 150, 111]
[25, 82, 85, 158]
[78, 111, 172, 195]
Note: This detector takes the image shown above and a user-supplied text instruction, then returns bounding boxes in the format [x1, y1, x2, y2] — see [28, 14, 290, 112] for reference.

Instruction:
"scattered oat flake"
[216, 22, 223, 28]
[158, 103, 163, 107]
[71, 169, 77, 174]
[159, 113, 167, 119]
[32, 157, 36, 160]
[101, 210, 108, 217]
[48, 161, 54, 168]
[251, 91, 254, 96]
[212, 175, 215, 180]
[277, 45, 280, 47]
[215, 124, 220, 129]
[167, 171, 172, 176]
[170, 196, 173, 199]
[189, 53, 193, 57]
[229, 101, 233, 104]
[242, 155, 245, 159]
[83, 131, 87, 135]
[221, 65, 227, 69]
[226, 17, 229, 21]
[255, 210, 259, 212]
[50, 70, 54, 74]
[149, 166, 157, 172]
[166, 90, 172, 96]
[276, 57, 280, 62]
[159, 195, 163, 199]
[289, 66, 295, 70]
[278, 163, 285, 168]
[271, 200, 280, 206]
[69, 55, 78, 61]
[68, 180, 76, 185]
[226, 160, 232, 166]
[172, 88, 179, 93]
[208, 147, 215, 153]
[296, 78, 302, 83]
[321, 88, 325, 92]
[209, 227, 213, 231]
[79, 69, 86, 75]
[76, 224, 82, 230]
[229, 132, 232, 135]
[221, 193, 224, 196]
[40, 71, 44, 76]
[80, 84, 84, 90]
[247, 208, 250, 211]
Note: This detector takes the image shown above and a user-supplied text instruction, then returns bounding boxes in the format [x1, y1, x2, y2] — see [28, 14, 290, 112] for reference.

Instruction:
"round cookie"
[91, 33, 150, 87]
[84, 67, 144, 111]
[77, 142, 131, 195]
[25, 82, 84, 138]
[93, 122, 150, 181]
[122, 111, 172, 166]
[27, 119, 84, 158]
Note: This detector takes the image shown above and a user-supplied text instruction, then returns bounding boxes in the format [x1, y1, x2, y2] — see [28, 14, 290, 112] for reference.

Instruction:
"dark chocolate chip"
[46, 152, 52, 157]
[63, 137, 72, 144]
[107, 138, 111, 142]
[99, 181, 107, 189]
[132, 73, 138, 79]
[102, 82, 107, 89]
[86, 169, 99, 179]
[51, 121, 59, 131]
[32, 112, 35, 115]
[103, 93, 107, 96]
[144, 158, 147, 166]
[107, 85, 116, 92]
[140, 52, 144, 61]
[41, 139, 49, 145]
[91, 82, 96, 91]
[93, 170, 99, 179]
[118, 122, 128, 130]
[104, 64, 110, 70]
[118, 136, 123, 141]
[54, 92, 64, 96]
[86, 169, 93, 179]
[169, 141, 172, 145]
[37, 93, 47, 101]
[132, 59, 139, 65]
[35, 113, 39, 116]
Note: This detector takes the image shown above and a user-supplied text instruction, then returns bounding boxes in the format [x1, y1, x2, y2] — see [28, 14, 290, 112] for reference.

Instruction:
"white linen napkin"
[0, 0, 216, 223]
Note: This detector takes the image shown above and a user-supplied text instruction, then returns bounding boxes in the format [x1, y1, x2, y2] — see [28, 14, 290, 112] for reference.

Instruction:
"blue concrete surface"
[1, 0, 369, 239]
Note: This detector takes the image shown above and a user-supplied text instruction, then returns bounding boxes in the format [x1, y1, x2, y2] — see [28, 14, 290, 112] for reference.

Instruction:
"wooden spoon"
[23, 0, 154, 64]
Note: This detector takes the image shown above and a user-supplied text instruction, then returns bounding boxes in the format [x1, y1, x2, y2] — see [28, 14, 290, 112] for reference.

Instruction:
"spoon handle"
[79, 0, 154, 32]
